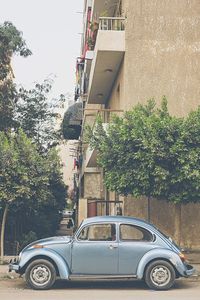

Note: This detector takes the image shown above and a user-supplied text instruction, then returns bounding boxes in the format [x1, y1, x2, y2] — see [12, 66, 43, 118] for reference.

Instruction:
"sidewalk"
[0, 256, 19, 279]
[0, 264, 19, 279]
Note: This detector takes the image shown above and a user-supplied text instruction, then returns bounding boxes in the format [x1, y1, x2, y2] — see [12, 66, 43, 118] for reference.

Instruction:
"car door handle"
[109, 244, 118, 250]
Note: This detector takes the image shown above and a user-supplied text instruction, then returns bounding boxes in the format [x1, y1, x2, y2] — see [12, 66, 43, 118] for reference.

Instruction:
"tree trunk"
[0, 203, 9, 264]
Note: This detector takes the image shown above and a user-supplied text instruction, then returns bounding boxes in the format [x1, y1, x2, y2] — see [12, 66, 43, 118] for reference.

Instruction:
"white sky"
[0, 0, 83, 99]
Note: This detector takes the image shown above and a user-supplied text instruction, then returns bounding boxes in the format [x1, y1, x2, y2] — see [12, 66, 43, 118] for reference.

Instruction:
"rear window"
[120, 224, 153, 242]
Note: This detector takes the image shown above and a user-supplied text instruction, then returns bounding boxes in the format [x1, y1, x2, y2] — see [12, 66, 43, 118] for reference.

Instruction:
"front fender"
[19, 248, 70, 279]
[136, 248, 186, 279]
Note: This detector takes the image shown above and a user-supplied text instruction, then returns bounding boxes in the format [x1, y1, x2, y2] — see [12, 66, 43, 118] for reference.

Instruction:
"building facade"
[76, 0, 200, 249]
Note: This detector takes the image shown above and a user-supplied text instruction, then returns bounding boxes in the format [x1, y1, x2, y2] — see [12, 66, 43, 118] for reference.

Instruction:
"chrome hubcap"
[30, 265, 51, 286]
[150, 265, 171, 287]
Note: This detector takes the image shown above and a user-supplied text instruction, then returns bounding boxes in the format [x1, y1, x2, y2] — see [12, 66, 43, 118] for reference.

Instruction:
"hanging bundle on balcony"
[62, 102, 82, 140]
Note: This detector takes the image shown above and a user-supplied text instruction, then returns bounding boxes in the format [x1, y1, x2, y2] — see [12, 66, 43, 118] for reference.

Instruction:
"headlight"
[179, 252, 186, 262]
[31, 244, 44, 249]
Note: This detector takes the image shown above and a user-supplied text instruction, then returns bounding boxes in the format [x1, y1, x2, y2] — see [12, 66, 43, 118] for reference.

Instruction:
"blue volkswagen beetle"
[9, 216, 194, 290]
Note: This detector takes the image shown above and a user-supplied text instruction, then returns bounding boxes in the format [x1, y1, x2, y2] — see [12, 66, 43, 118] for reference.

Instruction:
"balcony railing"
[99, 17, 125, 31]
[84, 108, 124, 131]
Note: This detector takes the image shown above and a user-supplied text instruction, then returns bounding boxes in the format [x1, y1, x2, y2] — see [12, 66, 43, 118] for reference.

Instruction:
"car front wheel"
[144, 260, 176, 290]
[25, 259, 56, 290]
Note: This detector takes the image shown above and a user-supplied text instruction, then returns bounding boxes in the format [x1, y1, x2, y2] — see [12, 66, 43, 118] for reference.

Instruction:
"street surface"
[0, 277, 200, 300]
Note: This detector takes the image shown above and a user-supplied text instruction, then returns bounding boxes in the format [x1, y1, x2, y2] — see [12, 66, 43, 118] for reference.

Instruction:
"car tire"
[25, 259, 56, 290]
[144, 260, 176, 290]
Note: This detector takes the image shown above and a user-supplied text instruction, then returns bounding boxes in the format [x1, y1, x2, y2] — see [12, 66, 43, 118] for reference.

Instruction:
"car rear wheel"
[144, 260, 176, 290]
[25, 259, 56, 290]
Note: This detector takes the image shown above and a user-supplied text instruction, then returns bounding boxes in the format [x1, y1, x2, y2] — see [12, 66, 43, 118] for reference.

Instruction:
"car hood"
[22, 236, 72, 252]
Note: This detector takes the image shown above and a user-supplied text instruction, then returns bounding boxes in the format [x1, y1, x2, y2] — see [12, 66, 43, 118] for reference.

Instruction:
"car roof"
[82, 215, 154, 229]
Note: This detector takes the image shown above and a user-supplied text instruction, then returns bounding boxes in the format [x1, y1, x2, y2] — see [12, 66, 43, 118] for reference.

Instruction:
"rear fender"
[136, 248, 185, 279]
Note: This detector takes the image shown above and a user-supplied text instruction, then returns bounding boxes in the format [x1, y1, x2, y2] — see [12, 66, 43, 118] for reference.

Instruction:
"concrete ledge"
[0, 256, 18, 265]
[186, 251, 200, 264]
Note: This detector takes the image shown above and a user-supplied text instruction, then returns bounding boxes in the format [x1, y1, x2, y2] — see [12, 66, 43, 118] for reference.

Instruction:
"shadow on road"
[53, 280, 148, 290]
[51, 278, 198, 291]
[1, 277, 198, 291]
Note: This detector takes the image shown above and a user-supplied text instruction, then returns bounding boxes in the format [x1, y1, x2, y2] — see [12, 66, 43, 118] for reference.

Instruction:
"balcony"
[87, 17, 125, 104]
[91, 0, 118, 20]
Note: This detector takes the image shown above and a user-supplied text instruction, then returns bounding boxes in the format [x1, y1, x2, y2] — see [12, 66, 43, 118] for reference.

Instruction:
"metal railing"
[99, 17, 125, 31]
[83, 108, 124, 131]
[87, 199, 123, 217]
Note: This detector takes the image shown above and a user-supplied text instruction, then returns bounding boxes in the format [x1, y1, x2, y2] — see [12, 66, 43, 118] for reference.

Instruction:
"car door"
[71, 223, 118, 275]
[118, 223, 156, 275]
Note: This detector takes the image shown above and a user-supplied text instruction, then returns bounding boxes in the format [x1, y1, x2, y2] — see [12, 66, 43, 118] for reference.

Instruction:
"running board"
[69, 274, 137, 281]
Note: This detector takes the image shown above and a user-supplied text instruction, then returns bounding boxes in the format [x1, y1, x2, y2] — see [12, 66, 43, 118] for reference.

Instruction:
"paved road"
[0, 277, 200, 300]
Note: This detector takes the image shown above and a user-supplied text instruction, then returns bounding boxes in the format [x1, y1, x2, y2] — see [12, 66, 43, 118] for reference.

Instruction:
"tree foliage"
[0, 130, 67, 257]
[0, 79, 18, 131]
[0, 21, 31, 81]
[0, 21, 31, 132]
[87, 98, 200, 204]
[16, 79, 64, 151]
[0, 21, 68, 257]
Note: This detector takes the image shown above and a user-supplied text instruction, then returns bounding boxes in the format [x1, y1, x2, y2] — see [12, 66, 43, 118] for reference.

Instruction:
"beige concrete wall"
[78, 198, 88, 225]
[78, 172, 102, 221]
[124, 195, 149, 220]
[59, 141, 76, 190]
[124, 196, 200, 250]
[108, 62, 126, 111]
[181, 203, 200, 249]
[84, 172, 102, 199]
[122, 0, 200, 116]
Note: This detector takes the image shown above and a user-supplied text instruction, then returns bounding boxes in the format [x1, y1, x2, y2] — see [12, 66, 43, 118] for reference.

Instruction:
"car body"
[9, 216, 195, 290]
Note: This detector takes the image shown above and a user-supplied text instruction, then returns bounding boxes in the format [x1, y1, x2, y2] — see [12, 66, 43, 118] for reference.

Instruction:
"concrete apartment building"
[75, 0, 200, 249]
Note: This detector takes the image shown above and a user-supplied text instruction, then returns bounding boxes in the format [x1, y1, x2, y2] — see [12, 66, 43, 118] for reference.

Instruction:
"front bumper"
[184, 264, 195, 277]
[9, 259, 20, 273]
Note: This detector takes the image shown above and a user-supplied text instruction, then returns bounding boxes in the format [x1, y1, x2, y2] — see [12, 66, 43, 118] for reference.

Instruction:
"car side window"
[120, 224, 153, 242]
[78, 224, 116, 241]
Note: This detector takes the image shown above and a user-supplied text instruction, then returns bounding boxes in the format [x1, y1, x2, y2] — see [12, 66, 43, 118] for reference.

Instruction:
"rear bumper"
[184, 264, 195, 277]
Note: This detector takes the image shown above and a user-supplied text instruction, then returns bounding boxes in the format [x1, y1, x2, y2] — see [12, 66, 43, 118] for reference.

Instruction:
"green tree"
[0, 130, 66, 260]
[2, 147, 67, 255]
[87, 98, 200, 220]
[0, 21, 31, 81]
[0, 79, 18, 132]
[0, 21, 31, 131]
[0, 21, 67, 257]
[16, 79, 65, 152]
